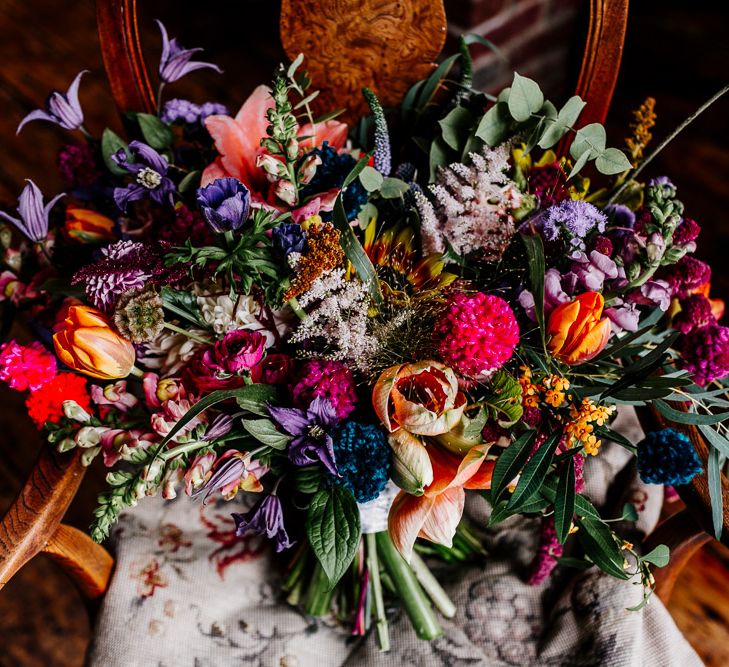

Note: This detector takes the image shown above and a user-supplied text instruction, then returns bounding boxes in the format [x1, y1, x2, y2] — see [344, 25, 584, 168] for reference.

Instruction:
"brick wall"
[445, 0, 586, 99]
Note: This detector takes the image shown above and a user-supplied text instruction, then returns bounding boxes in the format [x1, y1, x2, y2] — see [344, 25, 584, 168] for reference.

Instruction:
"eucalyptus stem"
[163, 321, 211, 345]
[375, 531, 442, 641]
[366, 533, 390, 652]
[409, 551, 456, 619]
[608, 84, 729, 206]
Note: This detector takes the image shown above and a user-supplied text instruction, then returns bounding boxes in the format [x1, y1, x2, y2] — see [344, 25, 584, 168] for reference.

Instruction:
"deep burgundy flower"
[673, 294, 716, 335]
[17, 71, 87, 133]
[662, 256, 711, 298]
[250, 353, 294, 384]
[528, 163, 570, 206]
[214, 330, 266, 374]
[680, 323, 729, 385]
[672, 217, 701, 247]
[232, 494, 293, 552]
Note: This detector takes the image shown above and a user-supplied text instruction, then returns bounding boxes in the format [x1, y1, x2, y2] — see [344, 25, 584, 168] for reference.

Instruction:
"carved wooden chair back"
[2, 0, 725, 610]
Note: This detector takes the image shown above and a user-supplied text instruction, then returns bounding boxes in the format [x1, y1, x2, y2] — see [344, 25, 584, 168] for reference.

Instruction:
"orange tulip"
[64, 207, 116, 243]
[388, 443, 495, 560]
[547, 292, 611, 364]
[53, 305, 136, 380]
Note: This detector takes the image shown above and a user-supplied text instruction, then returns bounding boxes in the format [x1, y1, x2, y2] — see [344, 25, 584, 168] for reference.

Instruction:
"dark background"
[0, 1, 727, 665]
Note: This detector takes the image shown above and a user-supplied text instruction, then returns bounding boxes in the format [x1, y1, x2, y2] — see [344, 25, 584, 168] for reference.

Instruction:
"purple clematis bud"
[112, 141, 176, 211]
[156, 20, 222, 84]
[17, 70, 88, 134]
[196, 178, 251, 232]
[0, 180, 65, 242]
[232, 493, 293, 552]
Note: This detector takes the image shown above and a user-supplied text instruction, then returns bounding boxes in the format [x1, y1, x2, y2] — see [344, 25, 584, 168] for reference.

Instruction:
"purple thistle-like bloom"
[199, 102, 229, 120]
[196, 178, 251, 233]
[156, 20, 222, 84]
[268, 395, 340, 476]
[0, 180, 64, 243]
[232, 494, 293, 552]
[112, 141, 176, 211]
[540, 200, 608, 250]
[17, 70, 87, 134]
[160, 98, 201, 124]
[272, 222, 306, 257]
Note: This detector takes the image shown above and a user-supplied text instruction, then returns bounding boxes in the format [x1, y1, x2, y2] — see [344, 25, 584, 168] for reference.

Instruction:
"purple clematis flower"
[112, 141, 176, 211]
[196, 178, 251, 233]
[268, 395, 340, 475]
[156, 20, 222, 84]
[0, 180, 64, 242]
[232, 493, 293, 552]
[17, 70, 87, 134]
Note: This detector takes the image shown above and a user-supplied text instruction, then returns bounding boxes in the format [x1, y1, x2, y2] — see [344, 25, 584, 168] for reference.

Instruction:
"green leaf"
[241, 418, 291, 449]
[178, 170, 201, 193]
[481, 371, 523, 427]
[490, 430, 537, 503]
[507, 431, 561, 510]
[708, 446, 723, 539]
[287, 52, 304, 80]
[641, 544, 670, 568]
[556, 556, 592, 570]
[438, 106, 474, 151]
[595, 147, 632, 175]
[554, 456, 576, 544]
[235, 384, 279, 416]
[558, 95, 586, 128]
[576, 518, 630, 579]
[359, 166, 384, 192]
[622, 502, 639, 522]
[590, 310, 664, 362]
[306, 486, 361, 586]
[160, 286, 207, 327]
[488, 495, 549, 526]
[698, 424, 729, 458]
[570, 123, 607, 160]
[356, 202, 378, 230]
[342, 153, 372, 188]
[379, 177, 410, 199]
[595, 426, 637, 453]
[332, 196, 384, 306]
[101, 128, 130, 176]
[429, 136, 451, 181]
[475, 102, 511, 146]
[507, 73, 544, 122]
[137, 112, 173, 150]
[654, 400, 729, 426]
[415, 53, 459, 110]
[521, 233, 546, 347]
[568, 150, 590, 179]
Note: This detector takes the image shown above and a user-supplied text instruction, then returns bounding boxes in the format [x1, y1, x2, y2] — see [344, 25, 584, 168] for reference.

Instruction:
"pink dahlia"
[433, 292, 519, 378]
[290, 359, 357, 420]
[0, 341, 57, 391]
[680, 323, 729, 385]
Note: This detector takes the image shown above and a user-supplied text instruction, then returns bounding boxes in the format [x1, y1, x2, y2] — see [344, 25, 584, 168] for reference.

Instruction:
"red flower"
[26, 372, 91, 428]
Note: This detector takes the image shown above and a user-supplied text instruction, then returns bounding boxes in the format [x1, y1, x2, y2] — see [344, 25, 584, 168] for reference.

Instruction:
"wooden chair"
[0, 0, 726, 625]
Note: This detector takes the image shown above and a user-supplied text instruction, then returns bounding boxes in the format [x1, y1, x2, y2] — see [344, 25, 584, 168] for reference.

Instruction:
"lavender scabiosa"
[0, 180, 65, 243]
[232, 493, 293, 552]
[112, 141, 176, 211]
[362, 87, 391, 176]
[156, 20, 222, 85]
[17, 70, 88, 134]
[196, 178, 251, 232]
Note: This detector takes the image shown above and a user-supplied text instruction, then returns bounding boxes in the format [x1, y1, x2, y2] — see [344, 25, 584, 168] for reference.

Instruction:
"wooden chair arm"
[0, 447, 113, 599]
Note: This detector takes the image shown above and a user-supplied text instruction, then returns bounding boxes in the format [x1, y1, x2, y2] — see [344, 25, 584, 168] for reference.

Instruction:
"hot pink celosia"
[290, 359, 358, 420]
[433, 292, 519, 378]
[0, 340, 57, 391]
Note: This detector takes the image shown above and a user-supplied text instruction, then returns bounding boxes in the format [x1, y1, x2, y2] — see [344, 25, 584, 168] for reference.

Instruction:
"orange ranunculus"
[64, 208, 116, 243]
[53, 305, 135, 380]
[389, 443, 495, 560]
[373, 361, 466, 436]
[547, 292, 612, 364]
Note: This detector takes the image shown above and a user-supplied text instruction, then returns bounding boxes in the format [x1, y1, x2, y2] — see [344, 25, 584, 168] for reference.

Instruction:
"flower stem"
[160, 440, 206, 462]
[366, 533, 390, 652]
[129, 365, 145, 379]
[163, 321, 211, 345]
[375, 531, 442, 640]
[287, 296, 307, 320]
[409, 551, 456, 619]
[303, 561, 335, 617]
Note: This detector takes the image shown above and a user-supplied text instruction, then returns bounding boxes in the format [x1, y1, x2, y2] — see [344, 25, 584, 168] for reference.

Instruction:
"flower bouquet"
[2, 21, 728, 649]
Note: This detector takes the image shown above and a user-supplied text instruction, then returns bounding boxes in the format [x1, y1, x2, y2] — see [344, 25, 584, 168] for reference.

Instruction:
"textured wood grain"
[279, 0, 447, 123]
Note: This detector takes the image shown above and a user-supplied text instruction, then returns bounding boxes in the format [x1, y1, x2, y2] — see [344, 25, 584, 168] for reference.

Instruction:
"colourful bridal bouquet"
[2, 22, 728, 649]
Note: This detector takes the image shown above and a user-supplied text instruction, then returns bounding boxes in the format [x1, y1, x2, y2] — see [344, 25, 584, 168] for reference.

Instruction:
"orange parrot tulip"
[64, 207, 116, 243]
[53, 305, 136, 380]
[547, 292, 611, 364]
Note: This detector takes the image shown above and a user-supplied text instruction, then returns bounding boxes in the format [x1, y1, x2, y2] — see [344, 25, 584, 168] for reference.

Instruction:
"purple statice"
[160, 98, 201, 124]
[17, 70, 87, 134]
[268, 395, 340, 475]
[196, 178, 250, 232]
[272, 222, 306, 258]
[232, 494, 293, 552]
[0, 180, 64, 243]
[540, 200, 608, 251]
[680, 324, 729, 385]
[156, 20, 222, 84]
[58, 143, 100, 188]
[112, 141, 176, 211]
[199, 102, 229, 120]
[673, 294, 716, 335]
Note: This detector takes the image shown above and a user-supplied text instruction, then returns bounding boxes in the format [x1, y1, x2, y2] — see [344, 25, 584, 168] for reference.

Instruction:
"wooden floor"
[0, 1, 728, 665]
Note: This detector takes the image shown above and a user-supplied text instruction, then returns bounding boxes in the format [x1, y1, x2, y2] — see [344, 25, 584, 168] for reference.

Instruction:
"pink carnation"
[433, 292, 519, 378]
[680, 323, 729, 385]
[673, 294, 716, 335]
[0, 341, 57, 391]
[290, 359, 357, 420]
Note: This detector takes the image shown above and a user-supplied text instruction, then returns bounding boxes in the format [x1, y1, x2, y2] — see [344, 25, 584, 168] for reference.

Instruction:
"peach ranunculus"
[64, 207, 116, 243]
[373, 361, 467, 437]
[389, 443, 495, 560]
[547, 292, 612, 364]
[53, 305, 135, 380]
[202, 84, 348, 202]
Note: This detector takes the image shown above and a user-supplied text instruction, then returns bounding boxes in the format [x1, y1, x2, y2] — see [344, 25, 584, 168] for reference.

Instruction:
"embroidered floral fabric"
[88, 408, 703, 667]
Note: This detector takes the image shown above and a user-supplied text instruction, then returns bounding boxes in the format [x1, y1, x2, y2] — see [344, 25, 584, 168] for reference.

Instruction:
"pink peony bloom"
[0, 340, 57, 391]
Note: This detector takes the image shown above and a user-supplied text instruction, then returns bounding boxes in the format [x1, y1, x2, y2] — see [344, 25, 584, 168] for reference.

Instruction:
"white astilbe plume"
[289, 268, 377, 370]
[415, 144, 523, 260]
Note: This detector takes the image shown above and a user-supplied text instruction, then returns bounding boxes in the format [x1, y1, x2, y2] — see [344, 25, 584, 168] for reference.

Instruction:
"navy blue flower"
[156, 20, 222, 84]
[272, 222, 306, 257]
[637, 428, 703, 486]
[196, 178, 251, 233]
[112, 141, 176, 211]
[17, 70, 88, 134]
[232, 494, 293, 552]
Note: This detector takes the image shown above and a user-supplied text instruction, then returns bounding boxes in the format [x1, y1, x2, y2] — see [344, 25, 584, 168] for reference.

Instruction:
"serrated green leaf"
[359, 166, 384, 192]
[241, 418, 291, 449]
[475, 102, 511, 146]
[595, 147, 632, 175]
[641, 544, 670, 567]
[507, 431, 561, 510]
[306, 486, 361, 586]
[490, 430, 537, 503]
[708, 446, 723, 539]
[576, 518, 630, 579]
[101, 128, 130, 176]
[137, 112, 173, 150]
[438, 106, 474, 151]
[570, 123, 607, 160]
[555, 456, 576, 544]
[508, 73, 544, 122]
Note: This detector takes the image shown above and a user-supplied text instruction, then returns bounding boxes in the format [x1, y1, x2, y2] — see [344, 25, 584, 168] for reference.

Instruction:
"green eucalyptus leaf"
[475, 102, 512, 146]
[137, 112, 173, 150]
[568, 150, 591, 179]
[359, 166, 384, 192]
[595, 147, 633, 175]
[438, 106, 474, 151]
[698, 424, 729, 458]
[570, 122, 607, 160]
[654, 400, 729, 425]
[558, 95, 586, 127]
[708, 446, 723, 539]
[508, 73, 544, 122]
[641, 544, 670, 568]
[379, 177, 410, 199]
[356, 202, 378, 230]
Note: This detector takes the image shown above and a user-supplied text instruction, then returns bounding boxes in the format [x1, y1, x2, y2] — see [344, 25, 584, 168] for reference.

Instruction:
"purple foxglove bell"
[0, 180, 65, 242]
[156, 20, 222, 84]
[17, 70, 88, 134]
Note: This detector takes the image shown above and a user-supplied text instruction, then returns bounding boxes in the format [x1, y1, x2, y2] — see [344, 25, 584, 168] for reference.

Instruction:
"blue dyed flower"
[196, 178, 251, 233]
[272, 222, 306, 257]
[540, 200, 607, 251]
[637, 428, 703, 486]
[17, 70, 88, 134]
[232, 494, 293, 552]
[112, 141, 176, 211]
[0, 180, 65, 243]
[331, 421, 391, 503]
[156, 20, 222, 84]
